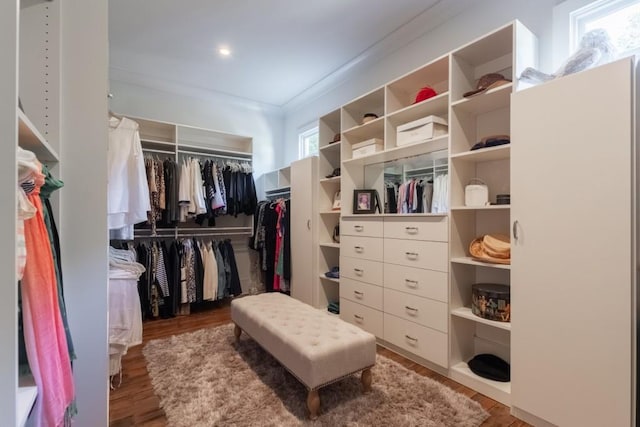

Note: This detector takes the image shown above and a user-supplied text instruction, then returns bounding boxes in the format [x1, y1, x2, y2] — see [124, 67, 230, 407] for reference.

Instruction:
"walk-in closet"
[4, 1, 639, 426]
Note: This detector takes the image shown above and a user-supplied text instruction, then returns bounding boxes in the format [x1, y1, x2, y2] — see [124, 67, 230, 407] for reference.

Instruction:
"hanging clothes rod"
[176, 226, 252, 233]
[143, 148, 175, 155]
[177, 231, 253, 238]
[177, 149, 251, 162]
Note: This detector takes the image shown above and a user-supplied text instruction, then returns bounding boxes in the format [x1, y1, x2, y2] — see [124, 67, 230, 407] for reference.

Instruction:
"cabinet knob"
[307, 219, 311, 230]
[513, 220, 520, 241]
[405, 226, 419, 234]
[354, 314, 364, 322]
[354, 268, 363, 275]
[354, 290, 364, 298]
[354, 225, 364, 232]
[354, 246, 364, 253]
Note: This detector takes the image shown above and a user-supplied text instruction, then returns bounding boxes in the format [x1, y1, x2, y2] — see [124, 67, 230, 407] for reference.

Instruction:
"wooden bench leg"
[307, 389, 320, 420]
[233, 324, 241, 341]
[361, 368, 372, 393]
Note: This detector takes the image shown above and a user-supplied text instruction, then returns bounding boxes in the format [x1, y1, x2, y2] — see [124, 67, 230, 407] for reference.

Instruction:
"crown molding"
[281, 0, 473, 113]
[109, 65, 284, 115]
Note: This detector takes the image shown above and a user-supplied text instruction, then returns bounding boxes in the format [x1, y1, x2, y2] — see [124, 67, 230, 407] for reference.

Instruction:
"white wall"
[281, 0, 560, 165]
[108, 78, 284, 196]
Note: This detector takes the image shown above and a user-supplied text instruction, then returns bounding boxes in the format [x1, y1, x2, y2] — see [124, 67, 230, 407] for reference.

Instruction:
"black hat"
[325, 168, 340, 179]
[468, 354, 510, 382]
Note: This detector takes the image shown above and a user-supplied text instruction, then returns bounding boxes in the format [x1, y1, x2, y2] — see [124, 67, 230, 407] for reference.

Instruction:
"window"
[298, 126, 319, 159]
[572, 0, 640, 56]
[553, 0, 640, 69]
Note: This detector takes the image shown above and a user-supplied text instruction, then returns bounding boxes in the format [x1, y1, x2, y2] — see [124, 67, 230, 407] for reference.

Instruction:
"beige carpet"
[143, 323, 489, 426]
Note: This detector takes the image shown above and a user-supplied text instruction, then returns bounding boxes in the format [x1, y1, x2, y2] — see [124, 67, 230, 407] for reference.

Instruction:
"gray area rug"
[143, 323, 489, 426]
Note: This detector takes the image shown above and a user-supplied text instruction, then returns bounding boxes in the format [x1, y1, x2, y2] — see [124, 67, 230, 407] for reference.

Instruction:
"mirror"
[363, 149, 448, 214]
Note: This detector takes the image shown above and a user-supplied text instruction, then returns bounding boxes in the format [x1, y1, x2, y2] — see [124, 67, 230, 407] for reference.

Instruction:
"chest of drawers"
[339, 216, 449, 368]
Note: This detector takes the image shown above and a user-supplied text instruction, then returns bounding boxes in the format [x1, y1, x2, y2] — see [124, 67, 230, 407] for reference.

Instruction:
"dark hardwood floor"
[109, 302, 529, 426]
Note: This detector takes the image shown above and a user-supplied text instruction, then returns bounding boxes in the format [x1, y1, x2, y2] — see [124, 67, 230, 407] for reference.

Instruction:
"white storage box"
[396, 115, 448, 147]
[352, 138, 383, 158]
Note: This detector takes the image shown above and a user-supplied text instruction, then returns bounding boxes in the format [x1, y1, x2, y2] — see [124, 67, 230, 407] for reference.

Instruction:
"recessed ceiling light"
[218, 47, 231, 57]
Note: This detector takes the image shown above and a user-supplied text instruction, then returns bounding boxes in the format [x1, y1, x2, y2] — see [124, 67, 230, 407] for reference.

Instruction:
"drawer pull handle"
[354, 225, 364, 231]
[405, 306, 418, 314]
[354, 314, 364, 322]
[405, 226, 419, 233]
[354, 246, 364, 253]
[354, 290, 364, 298]
[405, 252, 418, 259]
[405, 279, 418, 288]
[405, 335, 418, 343]
[354, 268, 363, 275]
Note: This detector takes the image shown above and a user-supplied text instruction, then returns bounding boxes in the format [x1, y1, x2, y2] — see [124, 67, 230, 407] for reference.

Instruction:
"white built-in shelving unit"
[315, 108, 342, 309]
[448, 21, 536, 406]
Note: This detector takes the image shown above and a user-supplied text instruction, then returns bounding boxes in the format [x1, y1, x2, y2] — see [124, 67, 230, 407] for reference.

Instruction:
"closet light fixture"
[218, 47, 231, 57]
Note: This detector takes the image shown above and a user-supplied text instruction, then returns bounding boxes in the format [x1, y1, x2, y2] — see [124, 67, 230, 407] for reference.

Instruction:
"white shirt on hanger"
[107, 116, 150, 230]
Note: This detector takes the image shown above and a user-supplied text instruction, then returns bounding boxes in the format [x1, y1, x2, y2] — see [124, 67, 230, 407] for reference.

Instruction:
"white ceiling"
[108, 0, 451, 107]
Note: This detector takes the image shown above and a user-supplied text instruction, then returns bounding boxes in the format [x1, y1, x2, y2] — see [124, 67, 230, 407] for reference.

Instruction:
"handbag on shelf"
[332, 224, 340, 243]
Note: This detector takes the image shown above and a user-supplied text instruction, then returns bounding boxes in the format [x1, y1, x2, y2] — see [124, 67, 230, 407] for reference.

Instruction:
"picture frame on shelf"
[353, 189, 377, 214]
[332, 191, 341, 210]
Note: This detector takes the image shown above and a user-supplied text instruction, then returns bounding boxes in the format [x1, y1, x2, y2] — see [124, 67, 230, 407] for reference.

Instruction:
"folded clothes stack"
[327, 301, 340, 315]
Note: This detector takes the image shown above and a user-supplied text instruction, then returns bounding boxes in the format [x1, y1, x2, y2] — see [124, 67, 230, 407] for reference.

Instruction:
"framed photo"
[353, 189, 376, 214]
[332, 191, 341, 210]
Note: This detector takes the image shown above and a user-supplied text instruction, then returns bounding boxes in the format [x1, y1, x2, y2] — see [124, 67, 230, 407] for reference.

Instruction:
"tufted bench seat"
[231, 292, 376, 419]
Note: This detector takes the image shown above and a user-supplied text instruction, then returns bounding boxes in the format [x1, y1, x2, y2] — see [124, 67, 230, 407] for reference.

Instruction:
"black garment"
[415, 183, 424, 213]
[243, 172, 258, 216]
[161, 159, 180, 225]
[386, 186, 397, 213]
[159, 241, 176, 319]
[222, 240, 242, 296]
[193, 239, 205, 303]
[222, 167, 235, 216]
[262, 203, 278, 292]
[136, 243, 153, 320]
[167, 241, 182, 316]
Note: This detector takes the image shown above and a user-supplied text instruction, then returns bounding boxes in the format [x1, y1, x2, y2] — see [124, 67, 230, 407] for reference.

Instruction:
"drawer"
[384, 239, 448, 272]
[340, 298, 383, 338]
[383, 288, 448, 333]
[383, 313, 448, 368]
[341, 217, 383, 238]
[384, 217, 448, 242]
[341, 277, 383, 310]
[384, 263, 448, 302]
[340, 256, 383, 286]
[341, 235, 383, 262]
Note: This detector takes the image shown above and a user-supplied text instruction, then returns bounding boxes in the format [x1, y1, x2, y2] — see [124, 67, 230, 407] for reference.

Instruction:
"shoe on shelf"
[324, 266, 339, 279]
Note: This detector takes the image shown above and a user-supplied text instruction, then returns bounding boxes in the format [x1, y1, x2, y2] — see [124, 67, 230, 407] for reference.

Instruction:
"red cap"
[413, 86, 437, 104]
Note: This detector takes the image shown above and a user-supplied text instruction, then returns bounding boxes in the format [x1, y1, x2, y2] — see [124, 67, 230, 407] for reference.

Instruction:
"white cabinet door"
[510, 58, 635, 427]
[290, 156, 317, 306]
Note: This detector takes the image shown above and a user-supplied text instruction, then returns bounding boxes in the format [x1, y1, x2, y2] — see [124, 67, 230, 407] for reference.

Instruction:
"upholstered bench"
[231, 292, 376, 419]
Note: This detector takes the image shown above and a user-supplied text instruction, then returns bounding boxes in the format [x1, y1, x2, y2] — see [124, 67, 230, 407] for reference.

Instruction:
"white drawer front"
[383, 263, 448, 302]
[341, 277, 383, 311]
[340, 256, 384, 286]
[384, 217, 448, 242]
[341, 218, 383, 238]
[340, 298, 383, 338]
[383, 313, 448, 368]
[341, 235, 383, 262]
[383, 288, 448, 333]
[384, 239, 448, 272]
